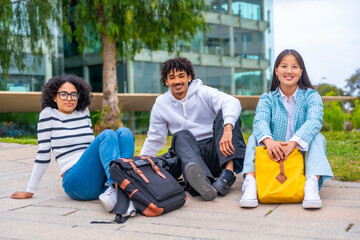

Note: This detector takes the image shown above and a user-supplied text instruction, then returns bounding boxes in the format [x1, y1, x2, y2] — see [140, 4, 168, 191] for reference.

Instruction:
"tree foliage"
[66, 0, 207, 60]
[1, 0, 208, 130]
[317, 83, 344, 96]
[345, 68, 360, 97]
[63, 0, 207, 130]
[0, 0, 64, 75]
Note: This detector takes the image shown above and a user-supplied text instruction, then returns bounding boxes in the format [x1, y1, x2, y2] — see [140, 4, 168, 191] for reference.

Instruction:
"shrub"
[323, 91, 345, 131]
[351, 99, 360, 129]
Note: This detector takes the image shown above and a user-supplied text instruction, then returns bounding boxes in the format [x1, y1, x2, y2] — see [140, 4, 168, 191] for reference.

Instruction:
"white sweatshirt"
[140, 79, 241, 156]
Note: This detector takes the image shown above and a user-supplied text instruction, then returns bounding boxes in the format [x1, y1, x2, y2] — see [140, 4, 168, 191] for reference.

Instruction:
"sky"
[272, 0, 360, 90]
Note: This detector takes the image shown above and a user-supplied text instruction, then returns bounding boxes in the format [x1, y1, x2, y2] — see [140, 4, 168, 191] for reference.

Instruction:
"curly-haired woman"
[11, 75, 136, 216]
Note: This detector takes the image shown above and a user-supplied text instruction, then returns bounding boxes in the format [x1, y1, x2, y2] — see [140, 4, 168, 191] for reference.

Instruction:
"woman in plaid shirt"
[240, 49, 333, 209]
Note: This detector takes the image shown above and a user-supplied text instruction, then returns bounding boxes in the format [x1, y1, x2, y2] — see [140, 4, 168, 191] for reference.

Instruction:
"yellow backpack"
[255, 146, 305, 203]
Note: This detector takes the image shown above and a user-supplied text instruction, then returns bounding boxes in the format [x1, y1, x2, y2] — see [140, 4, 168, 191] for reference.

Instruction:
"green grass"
[322, 131, 360, 182]
[134, 132, 251, 156]
[134, 135, 172, 156]
[0, 137, 37, 145]
[1, 131, 359, 182]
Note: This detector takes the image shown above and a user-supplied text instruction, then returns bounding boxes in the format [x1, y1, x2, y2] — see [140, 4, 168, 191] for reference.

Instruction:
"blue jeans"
[62, 127, 135, 200]
[242, 133, 333, 189]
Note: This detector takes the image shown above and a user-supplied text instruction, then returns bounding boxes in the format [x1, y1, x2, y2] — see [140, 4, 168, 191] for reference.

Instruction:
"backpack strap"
[120, 158, 149, 183]
[140, 156, 166, 179]
[276, 160, 287, 184]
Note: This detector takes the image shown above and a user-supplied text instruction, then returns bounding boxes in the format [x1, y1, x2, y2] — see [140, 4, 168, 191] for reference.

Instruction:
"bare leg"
[225, 160, 234, 171]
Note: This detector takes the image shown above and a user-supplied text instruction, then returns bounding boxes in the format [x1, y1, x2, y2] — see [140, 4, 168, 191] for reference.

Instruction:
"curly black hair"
[41, 75, 92, 111]
[160, 57, 195, 87]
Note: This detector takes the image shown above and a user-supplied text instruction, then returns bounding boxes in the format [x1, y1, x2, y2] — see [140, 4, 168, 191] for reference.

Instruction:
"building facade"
[63, 0, 274, 96]
[0, 0, 273, 135]
[0, 0, 273, 96]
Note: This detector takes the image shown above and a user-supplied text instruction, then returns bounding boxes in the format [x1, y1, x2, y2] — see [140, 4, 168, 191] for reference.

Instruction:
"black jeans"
[169, 111, 246, 195]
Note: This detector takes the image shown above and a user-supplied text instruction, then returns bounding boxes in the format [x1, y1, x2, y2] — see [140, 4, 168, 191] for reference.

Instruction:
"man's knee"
[172, 130, 196, 144]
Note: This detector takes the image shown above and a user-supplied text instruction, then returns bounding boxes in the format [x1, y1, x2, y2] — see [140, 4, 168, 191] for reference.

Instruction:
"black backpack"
[109, 156, 186, 223]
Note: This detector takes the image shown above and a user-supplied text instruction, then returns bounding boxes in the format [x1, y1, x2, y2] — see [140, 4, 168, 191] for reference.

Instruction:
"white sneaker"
[99, 187, 117, 212]
[302, 175, 322, 209]
[239, 175, 258, 208]
[123, 200, 137, 217]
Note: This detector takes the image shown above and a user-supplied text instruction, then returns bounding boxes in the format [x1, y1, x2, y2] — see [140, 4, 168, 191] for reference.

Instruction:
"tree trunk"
[95, 5, 123, 132]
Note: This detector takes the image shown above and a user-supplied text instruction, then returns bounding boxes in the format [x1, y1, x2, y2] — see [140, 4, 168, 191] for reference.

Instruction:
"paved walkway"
[1, 142, 359, 240]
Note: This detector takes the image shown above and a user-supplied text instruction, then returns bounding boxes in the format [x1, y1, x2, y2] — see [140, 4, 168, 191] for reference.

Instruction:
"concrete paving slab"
[0, 142, 359, 240]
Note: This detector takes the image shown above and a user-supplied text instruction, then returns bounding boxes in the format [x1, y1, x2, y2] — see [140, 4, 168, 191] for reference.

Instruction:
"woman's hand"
[10, 191, 33, 199]
[279, 141, 298, 161]
[262, 138, 284, 161]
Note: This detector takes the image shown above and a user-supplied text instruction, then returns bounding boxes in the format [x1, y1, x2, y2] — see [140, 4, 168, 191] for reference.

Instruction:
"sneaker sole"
[239, 199, 258, 208]
[185, 163, 217, 201]
[302, 200, 322, 209]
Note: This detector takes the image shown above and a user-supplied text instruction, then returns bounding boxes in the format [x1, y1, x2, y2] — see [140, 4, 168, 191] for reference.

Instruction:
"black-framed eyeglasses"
[57, 91, 79, 101]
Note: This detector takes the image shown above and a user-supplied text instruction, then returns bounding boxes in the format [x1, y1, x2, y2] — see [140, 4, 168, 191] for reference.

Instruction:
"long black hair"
[41, 75, 92, 111]
[160, 57, 195, 87]
[270, 49, 314, 91]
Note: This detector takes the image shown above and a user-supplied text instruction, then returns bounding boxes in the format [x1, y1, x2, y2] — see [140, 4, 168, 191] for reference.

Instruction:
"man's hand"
[219, 124, 234, 156]
[262, 138, 284, 161]
[279, 141, 298, 161]
[10, 191, 33, 199]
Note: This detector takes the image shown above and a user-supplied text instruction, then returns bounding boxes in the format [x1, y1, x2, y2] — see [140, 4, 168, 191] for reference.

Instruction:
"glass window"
[88, 62, 127, 93]
[267, 9, 271, 33]
[86, 26, 102, 54]
[204, 24, 230, 56]
[117, 62, 127, 93]
[207, 0, 228, 14]
[63, 23, 80, 57]
[134, 61, 165, 93]
[233, 27, 263, 59]
[89, 65, 103, 93]
[0, 75, 45, 92]
[235, 70, 263, 95]
[65, 67, 83, 78]
[231, 1, 261, 21]
[177, 31, 203, 54]
[195, 65, 231, 94]
[0, 52, 46, 92]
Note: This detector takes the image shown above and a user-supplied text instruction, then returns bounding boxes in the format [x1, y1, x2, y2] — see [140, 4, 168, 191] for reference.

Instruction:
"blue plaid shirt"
[253, 87, 323, 145]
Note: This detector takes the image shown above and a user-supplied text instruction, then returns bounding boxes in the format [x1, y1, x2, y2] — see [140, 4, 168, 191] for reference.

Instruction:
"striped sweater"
[26, 107, 94, 193]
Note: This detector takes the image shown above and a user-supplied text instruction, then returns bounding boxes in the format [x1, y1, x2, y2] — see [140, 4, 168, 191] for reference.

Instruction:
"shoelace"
[104, 187, 117, 196]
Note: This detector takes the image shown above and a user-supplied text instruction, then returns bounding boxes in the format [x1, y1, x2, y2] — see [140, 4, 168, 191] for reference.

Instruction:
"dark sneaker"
[185, 162, 217, 201]
[213, 169, 236, 196]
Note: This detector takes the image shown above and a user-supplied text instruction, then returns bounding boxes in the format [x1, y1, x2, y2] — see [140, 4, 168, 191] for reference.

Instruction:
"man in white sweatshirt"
[140, 57, 246, 201]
